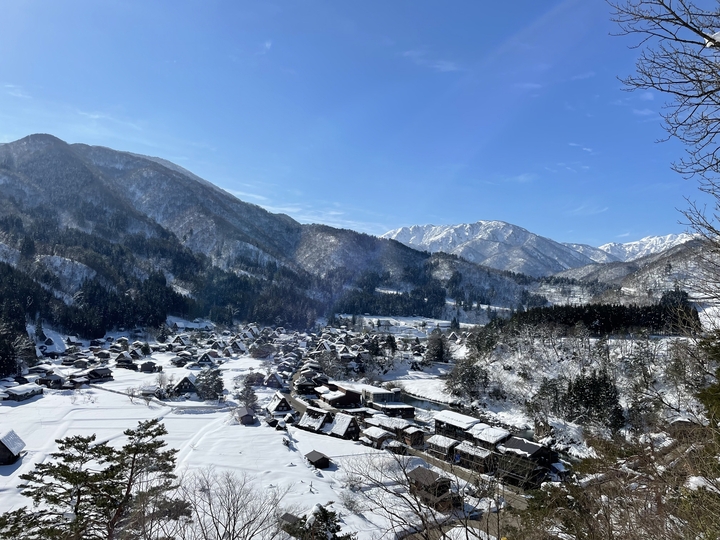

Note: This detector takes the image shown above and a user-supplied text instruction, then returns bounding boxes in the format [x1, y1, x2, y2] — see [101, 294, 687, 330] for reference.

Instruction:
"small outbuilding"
[0, 430, 26, 465]
[235, 406, 256, 425]
[304, 450, 330, 469]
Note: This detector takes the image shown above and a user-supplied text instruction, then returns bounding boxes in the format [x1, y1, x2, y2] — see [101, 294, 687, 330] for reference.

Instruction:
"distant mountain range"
[382, 221, 694, 277]
[0, 134, 704, 331]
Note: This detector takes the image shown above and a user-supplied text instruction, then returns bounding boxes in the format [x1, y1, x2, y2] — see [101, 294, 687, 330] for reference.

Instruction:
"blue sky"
[0, 0, 708, 246]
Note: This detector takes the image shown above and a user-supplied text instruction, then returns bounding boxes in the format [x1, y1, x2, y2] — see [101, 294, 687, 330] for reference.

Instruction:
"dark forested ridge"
[0, 134, 702, 379]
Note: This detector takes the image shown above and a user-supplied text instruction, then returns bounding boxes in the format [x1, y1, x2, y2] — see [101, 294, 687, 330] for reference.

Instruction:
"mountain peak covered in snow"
[383, 221, 695, 276]
[382, 220, 596, 277]
[598, 233, 695, 262]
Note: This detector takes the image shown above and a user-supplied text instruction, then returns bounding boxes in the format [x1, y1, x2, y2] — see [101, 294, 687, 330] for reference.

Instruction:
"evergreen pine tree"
[195, 367, 224, 400]
[283, 504, 356, 540]
[0, 420, 186, 540]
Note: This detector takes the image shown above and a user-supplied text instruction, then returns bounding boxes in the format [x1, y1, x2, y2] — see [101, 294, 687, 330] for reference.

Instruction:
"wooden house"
[265, 392, 293, 417]
[317, 385, 361, 408]
[0, 430, 26, 465]
[466, 423, 511, 450]
[264, 372, 284, 389]
[173, 374, 198, 395]
[297, 407, 333, 433]
[434, 410, 480, 441]
[278, 512, 301, 531]
[37, 373, 64, 389]
[172, 334, 192, 347]
[426, 434, 460, 461]
[294, 376, 317, 396]
[407, 466, 460, 512]
[324, 413, 361, 440]
[196, 353, 215, 366]
[454, 441, 494, 473]
[495, 436, 556, 489]
[402, 426, 426, 447]
[3, 383, 43, 402]
[140, 361, 161, 373]
[86, 367, 114, 383]
[360, 426, 394, 449]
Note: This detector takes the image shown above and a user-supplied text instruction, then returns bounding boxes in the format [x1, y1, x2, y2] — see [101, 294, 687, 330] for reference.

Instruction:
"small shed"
[235, 406, 256, 425]
[0, 430, 26, 465]
[305, 450, 330, 469]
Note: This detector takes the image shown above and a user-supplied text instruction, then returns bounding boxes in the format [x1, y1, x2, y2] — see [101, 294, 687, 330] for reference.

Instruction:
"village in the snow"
[0, 312, 709, 539]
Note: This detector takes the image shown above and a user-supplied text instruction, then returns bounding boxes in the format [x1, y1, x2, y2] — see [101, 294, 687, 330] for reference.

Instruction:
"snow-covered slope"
[382, 221, 596, 277]
[563, 243, 620, 264]
[599, 233, 694, 262]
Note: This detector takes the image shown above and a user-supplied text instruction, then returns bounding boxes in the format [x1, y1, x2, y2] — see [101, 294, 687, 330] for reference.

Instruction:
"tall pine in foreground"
[0, 419, 188, 540]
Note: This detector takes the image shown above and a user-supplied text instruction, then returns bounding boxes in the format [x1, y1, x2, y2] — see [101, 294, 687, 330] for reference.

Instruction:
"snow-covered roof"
[466, 423, 510, 445]
[326, 413, 355, 437]
[362, 426, 393, 440]
[5, 383, 42, 396]
[320, 390, 346, 401]
[0, 430, 26, 456]
[297, 408, 331, 431]
[497, 436, 543, 458]
[433, 410, 480, 430]
[266, 392, 290, 413]
[455, 441, 491, 459]
[365, 415, 413, 432]
[426, 434, 460, 449]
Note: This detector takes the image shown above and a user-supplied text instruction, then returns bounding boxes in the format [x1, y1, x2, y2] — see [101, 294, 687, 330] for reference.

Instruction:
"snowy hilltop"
[598, 233, 695, 262]
[383, 221, 694, 277]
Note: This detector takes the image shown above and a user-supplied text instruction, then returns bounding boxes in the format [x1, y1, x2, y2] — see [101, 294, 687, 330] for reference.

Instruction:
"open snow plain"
[0, 351, 391, 538]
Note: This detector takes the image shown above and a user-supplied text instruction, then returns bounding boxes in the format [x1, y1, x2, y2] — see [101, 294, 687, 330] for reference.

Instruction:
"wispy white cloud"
[77, 110, 143, 131]
[503, 172, 537, 183]
[639, 91, 654, 101]
[261, 201, 388, 234]
[5, 84, 30, 99]
[257, 40, 272, 55]
[401, 50, 462, 73]
[571, 71, 595, 80]
[617, 232, 631, 238]
[225, 189, 269, 202]
[565, 204, 609, 216]
[633, 108, 654, 116]
[513, 82, 543, 90]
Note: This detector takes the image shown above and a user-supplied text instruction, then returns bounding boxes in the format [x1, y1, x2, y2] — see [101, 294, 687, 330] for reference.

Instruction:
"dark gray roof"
[499, 436, 544, 458]
[408, 466, 441, 487]
[305, 450, 329, 463]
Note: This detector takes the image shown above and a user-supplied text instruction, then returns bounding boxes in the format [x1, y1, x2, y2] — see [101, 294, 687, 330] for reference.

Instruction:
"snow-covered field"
[0, 351, 391, 538]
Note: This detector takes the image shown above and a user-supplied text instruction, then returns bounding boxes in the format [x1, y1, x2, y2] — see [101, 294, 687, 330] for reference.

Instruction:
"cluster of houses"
[5, 319, 561, 503]
[430, 410, 560, 489]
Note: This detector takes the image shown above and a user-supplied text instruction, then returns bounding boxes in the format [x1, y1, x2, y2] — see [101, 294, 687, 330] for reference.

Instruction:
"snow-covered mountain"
[383, 221, 696, 277]
[598, 233, 695, 262]
[382, 221, 597, 277]
[562, 243, 621, 264]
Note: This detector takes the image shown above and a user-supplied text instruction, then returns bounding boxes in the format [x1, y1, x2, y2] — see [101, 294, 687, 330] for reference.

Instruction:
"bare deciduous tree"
[610, 0, 720, 311]
[179, 468, 288, 540]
